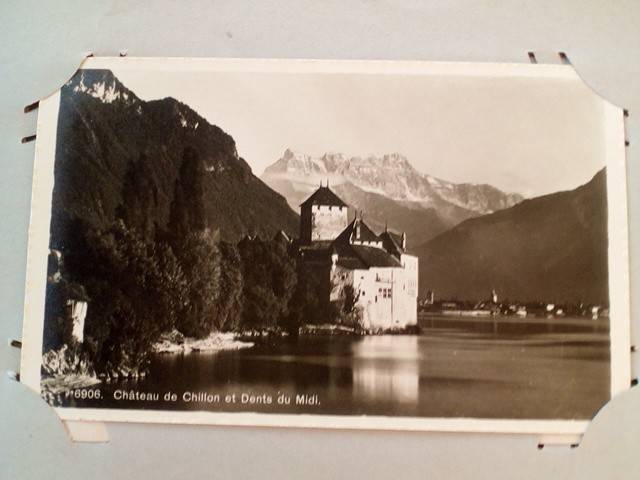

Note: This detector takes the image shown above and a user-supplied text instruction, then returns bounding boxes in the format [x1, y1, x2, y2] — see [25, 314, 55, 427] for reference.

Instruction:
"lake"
[66, 314, 610, 419]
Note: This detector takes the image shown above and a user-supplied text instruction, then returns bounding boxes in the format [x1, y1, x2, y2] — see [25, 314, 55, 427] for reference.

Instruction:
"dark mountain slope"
[416, 169, 608, 303]
[51, 69, 298, 245]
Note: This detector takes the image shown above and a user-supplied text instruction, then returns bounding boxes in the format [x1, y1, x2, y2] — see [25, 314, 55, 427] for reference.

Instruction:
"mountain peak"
[282, 148, 309, 160]
[382, 152, 409, 164]
[66, 69, 138, 105]
[265, 149, 324, 175]
[54, 68, 299, 242]
[262, 150, 522, 215]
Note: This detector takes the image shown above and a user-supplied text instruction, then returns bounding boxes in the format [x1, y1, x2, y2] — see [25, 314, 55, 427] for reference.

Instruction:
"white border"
[603, 101, 631, 397]
[20, 57, 631, 440]
[21, 89, 59, 392]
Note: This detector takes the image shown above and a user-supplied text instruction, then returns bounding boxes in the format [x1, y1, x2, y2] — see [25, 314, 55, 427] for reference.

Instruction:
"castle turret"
[299, 184, 349, 245]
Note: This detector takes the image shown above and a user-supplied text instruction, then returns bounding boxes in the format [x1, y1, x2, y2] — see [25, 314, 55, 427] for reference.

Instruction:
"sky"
[114, 67, 607, 198]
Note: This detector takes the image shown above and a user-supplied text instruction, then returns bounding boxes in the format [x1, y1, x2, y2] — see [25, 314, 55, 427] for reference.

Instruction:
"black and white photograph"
[20, 58, 629, 432]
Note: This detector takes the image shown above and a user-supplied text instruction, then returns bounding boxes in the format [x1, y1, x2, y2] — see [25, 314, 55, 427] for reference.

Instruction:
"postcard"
[20, 57, 630, 437]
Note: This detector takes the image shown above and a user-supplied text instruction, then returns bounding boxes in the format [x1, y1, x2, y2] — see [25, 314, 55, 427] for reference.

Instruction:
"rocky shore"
[40, 345, 100, 404]
[152, 330, 254, 354]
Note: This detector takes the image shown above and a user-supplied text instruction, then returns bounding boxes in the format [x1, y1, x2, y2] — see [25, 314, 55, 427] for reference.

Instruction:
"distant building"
[426, 290, 435, 305]
[297, 185, 418, 330]
[67, 299, 88, 343]
[47, 249, 88, 344]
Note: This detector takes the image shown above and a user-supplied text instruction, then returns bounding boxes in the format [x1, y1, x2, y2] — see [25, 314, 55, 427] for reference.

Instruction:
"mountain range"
[416, 169, 608, 303]
[261, 149, 523, 246]
[52, 69, 609, 303]
[51, 69, 298, 245]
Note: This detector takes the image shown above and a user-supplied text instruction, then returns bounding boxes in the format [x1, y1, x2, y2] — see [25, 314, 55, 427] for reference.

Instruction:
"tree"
[173, 230, 221, 337]
[238, 238, 297, 330]
[215, 242, 244, 331]
[165, 146, 223, 338]
[116, 152, 159, 241]
[168, 147, 206, 240]
[63, 220, 188, 376]
[286, 273, 320, 334]
[339, 284, 363, 328]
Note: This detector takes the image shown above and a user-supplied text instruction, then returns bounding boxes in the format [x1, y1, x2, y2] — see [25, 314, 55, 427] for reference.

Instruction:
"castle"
[296, 184, 418, 330]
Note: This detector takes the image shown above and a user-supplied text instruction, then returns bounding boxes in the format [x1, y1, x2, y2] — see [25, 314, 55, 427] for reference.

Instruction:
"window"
[380, 288, 392, 299]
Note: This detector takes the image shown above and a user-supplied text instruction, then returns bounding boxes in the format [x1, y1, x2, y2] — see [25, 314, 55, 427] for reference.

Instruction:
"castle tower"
[299, 184, 349, 245]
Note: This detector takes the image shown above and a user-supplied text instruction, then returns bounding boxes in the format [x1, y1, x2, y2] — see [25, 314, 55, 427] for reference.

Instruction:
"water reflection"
[351, 336, 419, 404]
[69, 315, 611, 419]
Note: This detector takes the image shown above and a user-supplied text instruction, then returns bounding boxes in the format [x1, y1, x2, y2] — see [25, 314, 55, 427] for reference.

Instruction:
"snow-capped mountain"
[261, 149, 523, 247]
[66, 70, 210, 135]
[262, 149, 523, 215]
[66, 70, 139, 105]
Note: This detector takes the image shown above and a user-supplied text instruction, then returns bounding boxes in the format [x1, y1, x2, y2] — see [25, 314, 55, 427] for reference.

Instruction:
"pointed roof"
[301, 242, 402, 269]
[300, 185, 348, 208]
[379, 230, 404, 257]
[334, 217, 380, 245]
[351, 245, 402, 268]
[333, 242, 402, 269]
[297, 218, 404, 269]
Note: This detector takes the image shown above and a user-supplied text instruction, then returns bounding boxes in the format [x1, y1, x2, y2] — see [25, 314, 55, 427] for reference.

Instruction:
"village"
[418, 290, 609, 320]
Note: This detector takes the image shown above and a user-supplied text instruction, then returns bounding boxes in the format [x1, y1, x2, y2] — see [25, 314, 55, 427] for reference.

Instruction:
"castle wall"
[330, 260, 418, 330]
[298, 187, 418, 330]
[397, 254, 418, 326]
[302, 205, 348, 243]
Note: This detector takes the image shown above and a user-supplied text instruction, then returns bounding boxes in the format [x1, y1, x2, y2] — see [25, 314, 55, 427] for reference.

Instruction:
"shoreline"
[152, 331, 255, 354]
[299, 323, 421, 336]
